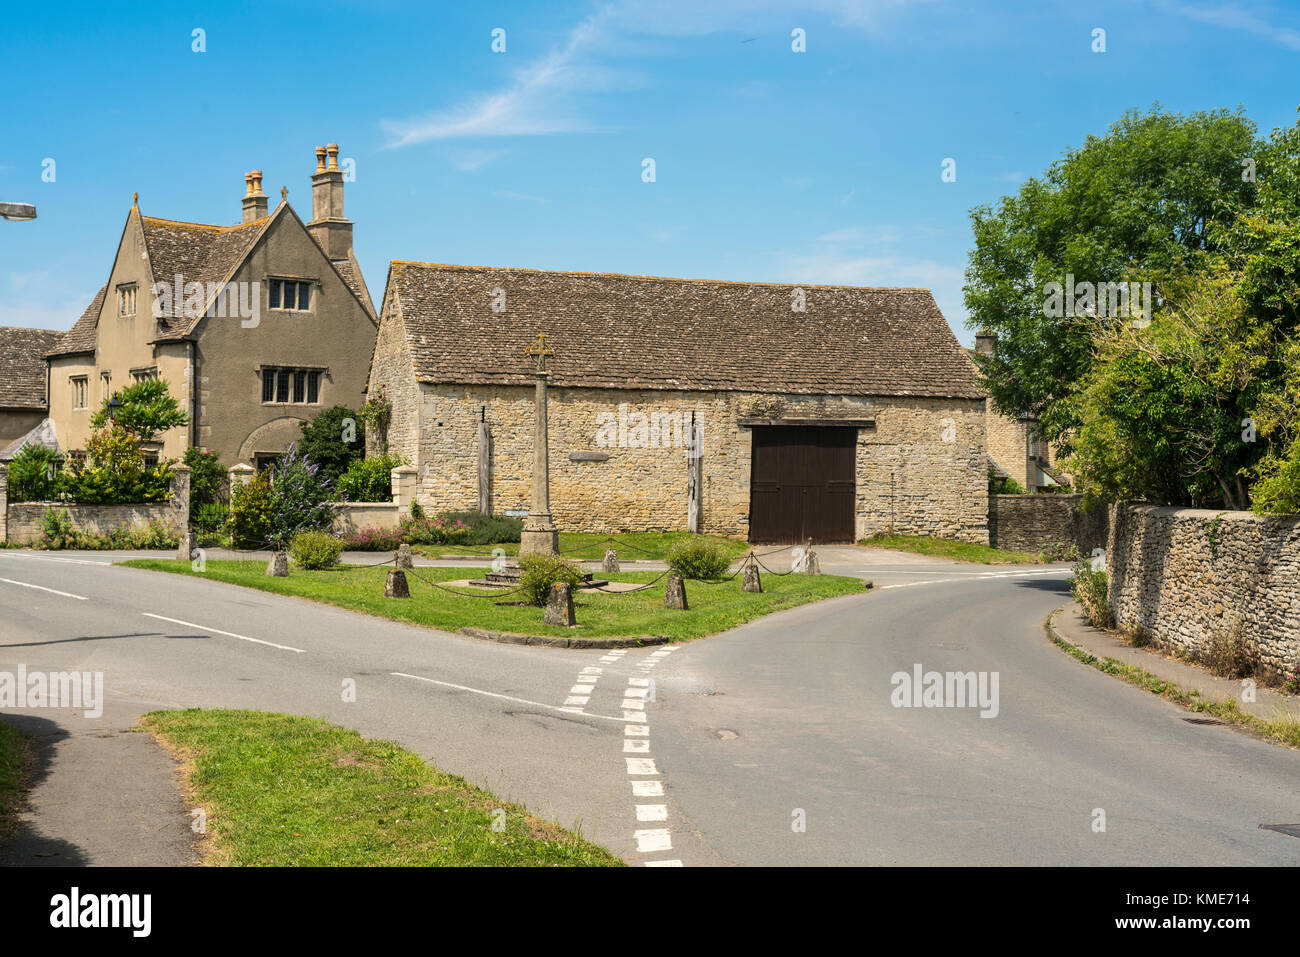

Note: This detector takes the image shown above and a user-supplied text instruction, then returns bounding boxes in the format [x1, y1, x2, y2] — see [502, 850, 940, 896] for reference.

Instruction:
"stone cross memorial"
[519, 332, 559, 556]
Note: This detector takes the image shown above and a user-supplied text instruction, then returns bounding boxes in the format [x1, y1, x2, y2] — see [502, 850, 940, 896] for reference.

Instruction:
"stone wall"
[6, 502, 178, 545]
[1106, 504, 1300, 680]
[989, 493, 1106, 554]
[398, 385, 988, 543]
[985, 402, 1032, 491]
[2, 464, 189, 545]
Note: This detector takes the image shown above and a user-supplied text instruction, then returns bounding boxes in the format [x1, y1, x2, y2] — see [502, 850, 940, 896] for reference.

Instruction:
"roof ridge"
[390, 260, 933, 293]
[141, 214, 267, 232]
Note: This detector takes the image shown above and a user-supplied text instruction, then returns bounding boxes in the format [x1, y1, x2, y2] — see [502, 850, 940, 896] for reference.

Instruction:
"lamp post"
[0, 202, 36, 222]
[106, 393, 123, 421]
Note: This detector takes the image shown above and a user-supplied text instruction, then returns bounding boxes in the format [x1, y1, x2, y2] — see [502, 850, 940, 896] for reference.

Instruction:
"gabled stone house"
[368, 261, 988, 543]
[0, 326, 62, 453]
[46, 145, 378, 468]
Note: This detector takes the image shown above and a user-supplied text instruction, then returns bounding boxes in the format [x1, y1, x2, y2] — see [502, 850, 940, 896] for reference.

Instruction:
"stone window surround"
[130, 366, 159, 383]
[116, 282, 138, 317]
[266, 275, 318, 312]
[70, 375, 88, 410]
[259, 365, 327, 405]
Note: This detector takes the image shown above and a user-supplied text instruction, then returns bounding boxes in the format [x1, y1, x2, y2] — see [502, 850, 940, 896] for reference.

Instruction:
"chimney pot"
[326, 144, 340, 170]
[315, 147, 327, 173]
[241, 169, 269, 224]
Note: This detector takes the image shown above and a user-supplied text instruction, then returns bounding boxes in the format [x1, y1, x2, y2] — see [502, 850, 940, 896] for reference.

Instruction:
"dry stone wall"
[1106, 504, 1300, 680]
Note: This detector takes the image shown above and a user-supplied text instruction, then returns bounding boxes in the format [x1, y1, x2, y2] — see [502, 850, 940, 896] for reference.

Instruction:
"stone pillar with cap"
[519, 333, 559, 557]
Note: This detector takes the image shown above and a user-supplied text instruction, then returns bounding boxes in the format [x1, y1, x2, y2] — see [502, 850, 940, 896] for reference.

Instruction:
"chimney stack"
[307, 142, 353, 259]
[241, 170, 268, 224]
[974, 329, 998, 358]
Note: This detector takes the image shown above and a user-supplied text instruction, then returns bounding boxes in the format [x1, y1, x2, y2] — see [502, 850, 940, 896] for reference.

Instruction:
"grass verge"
[859, 533, 1040, 564]
[119, 559, 867, 641]
[0, 719, 31, 839]
[142, 709, 621, 866]
[1046, 610, 1300, 749]
[415, 531, 751, 562]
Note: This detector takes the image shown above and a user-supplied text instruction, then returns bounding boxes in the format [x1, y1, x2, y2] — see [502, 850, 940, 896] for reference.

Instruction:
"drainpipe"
[188, 341, 198, 449]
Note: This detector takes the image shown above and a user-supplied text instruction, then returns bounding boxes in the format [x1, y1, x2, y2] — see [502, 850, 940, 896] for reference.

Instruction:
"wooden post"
[687, 411, 703, 533]
[477, 409, 491, 514]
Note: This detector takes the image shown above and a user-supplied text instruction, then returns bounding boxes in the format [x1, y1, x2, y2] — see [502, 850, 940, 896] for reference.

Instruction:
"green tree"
[183, 447, 226, 507]
[964, 106, 1260, 446]
[90, 378, 188, 441]
[297, 405, 365, 484]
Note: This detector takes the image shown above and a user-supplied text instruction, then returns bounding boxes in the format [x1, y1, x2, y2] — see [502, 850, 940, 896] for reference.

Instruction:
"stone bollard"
[544, 582, 576, 626]
[266, 552, 289, 577]
[664, 573, 688, 610]
[602, 549, 620, 574]
[805, 549, 821, 575]
[396, 543, 413, 569]
[176, 530, 194, 563]
[385, 569, 410, 598]
[742, 559, 762, 593]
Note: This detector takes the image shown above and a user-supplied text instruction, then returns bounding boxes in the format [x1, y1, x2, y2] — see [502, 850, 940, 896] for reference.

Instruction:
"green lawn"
[143, 709, 621, 866]
[120, 559, 866, 641]
[859, 534, 1041, 565]
[0, 720, 29, 839]
[415, 530, 751, 562]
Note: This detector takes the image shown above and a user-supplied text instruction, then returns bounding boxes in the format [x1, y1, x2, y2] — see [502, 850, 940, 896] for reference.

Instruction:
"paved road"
[0, 547, 1297, 866]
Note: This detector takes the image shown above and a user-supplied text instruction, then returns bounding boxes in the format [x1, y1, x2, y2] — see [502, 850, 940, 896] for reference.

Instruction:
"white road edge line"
[0, 578, 88, 600]
[392, 672, 626, 721]
[0, 554, 112, 566]
[142, 613, 306, 653]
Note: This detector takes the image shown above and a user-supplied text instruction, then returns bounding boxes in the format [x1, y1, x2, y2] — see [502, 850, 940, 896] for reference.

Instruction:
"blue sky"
[2, 0, 1298, 345]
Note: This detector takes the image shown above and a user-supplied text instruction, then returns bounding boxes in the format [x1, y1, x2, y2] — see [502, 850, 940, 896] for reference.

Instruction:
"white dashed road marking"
[144, 613, 306, 653]
[0, 578, 87, 600]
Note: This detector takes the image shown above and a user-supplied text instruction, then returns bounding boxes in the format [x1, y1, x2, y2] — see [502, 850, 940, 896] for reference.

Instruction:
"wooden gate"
[748, 426, 856, 543]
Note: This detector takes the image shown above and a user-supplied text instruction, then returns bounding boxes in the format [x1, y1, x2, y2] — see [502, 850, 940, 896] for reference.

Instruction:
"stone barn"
[368, 261, 988, 544]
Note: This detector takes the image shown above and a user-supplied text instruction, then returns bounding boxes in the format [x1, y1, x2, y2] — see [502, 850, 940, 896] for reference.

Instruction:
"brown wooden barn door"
[749, 426, 856, 544]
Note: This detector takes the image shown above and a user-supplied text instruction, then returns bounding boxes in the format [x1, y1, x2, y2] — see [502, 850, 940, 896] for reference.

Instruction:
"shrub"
[35, 510, 178, 550]
[1039, 541, 1080, 563]
[988, 467, 1026, 495]
[7, 444, 60, 502]
[666, 538, 732, 580]
[265, 444, 340, 550]
[338, 525, 404, 551]
[336, 453, 405, 502]
[228, 470, 275, 548]
[518, 554, 585, 606]
[290, 530, 344, 569]
[297, 406, 364, 484]
[1202, 628, 1260, 679]
[39, 507, 74, 549]
[398, 514, 470, 546]
[1070, 558, 1113, 628]
[437, 510, 522, 546]
[184, 447, 227, 509]
[54, 424, 173, 504]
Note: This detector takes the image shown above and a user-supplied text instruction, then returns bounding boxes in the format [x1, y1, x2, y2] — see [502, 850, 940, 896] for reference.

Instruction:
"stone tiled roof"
[47, 286, 106, 358]
[332, 256, 376, 319]
[0, 326, 61, 408]
[387, 262, 983, 399]
[142, 214, 273, 339]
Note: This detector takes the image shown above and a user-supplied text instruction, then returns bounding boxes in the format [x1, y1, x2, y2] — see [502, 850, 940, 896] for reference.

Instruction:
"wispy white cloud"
[382, 1, 935, 146]
[1160, 1, 1300, 50]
